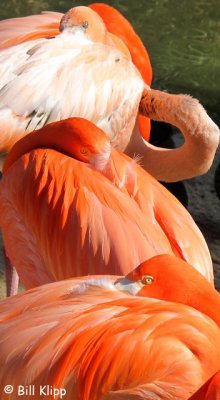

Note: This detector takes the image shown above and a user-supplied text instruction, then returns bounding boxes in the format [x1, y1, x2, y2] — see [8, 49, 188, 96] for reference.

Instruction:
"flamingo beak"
[114, 277, 144, 296]
[90, 142, 111, 170]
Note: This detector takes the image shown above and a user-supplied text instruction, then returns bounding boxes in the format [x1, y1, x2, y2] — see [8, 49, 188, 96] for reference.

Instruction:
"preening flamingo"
[0, 3, 153, 86]
[0, 3, 152, 143]
[0, 6, 218, 181]
[0, 118, 214, 294]
[0, 5, 142, 153]
[120, 253, 220, 399]
[0, 255, 220, 399]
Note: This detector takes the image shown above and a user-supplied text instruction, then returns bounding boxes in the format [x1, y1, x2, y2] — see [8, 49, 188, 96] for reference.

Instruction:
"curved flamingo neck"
[89, 3, 152, 85]
[131, 88, 219, 182]
[161, 257, 220, 328]
[162, 255, 220, 327]
[3, 120, 69, 173]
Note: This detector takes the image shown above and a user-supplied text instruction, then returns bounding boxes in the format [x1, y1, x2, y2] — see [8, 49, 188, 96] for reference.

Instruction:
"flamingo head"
[60, 118, 111, 169]
[59, 6, 108, 43]
[3, 118, 111, 174]
[114, 254, 217, 307]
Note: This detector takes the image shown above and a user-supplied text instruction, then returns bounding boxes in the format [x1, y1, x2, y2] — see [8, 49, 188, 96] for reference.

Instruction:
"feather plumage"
[0, 118, 213, 289]
[0, 275, 220, 400]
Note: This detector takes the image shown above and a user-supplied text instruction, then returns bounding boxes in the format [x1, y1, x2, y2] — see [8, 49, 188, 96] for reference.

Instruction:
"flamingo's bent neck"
[127, 88, 219, 182]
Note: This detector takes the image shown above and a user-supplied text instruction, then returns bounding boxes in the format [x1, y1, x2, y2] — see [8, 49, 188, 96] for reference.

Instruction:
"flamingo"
[0, 3, 152, 143]
[0, 6, 218, 182]
[0, 3, 152, 86]
[0, 255, 220, 399]
[0, 118, 214, 294]
[0, 5, 142, 153]
[121, 253, 220, 399]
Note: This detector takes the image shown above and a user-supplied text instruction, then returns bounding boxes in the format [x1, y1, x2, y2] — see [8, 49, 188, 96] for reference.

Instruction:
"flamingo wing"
[0, 146, 177, 289]
[0, 116, 213, 287]
[137, 166, 213, 282]
[102, 149, 213, 283]
[0, 34, 143, 152]
[89, 3, 152, 85]
[0, 12, 62, 49]
[0, 279, 220, 399]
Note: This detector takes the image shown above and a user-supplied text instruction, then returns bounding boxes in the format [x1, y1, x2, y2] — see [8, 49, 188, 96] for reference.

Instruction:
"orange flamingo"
[122, 253, 220, 399]
[0, 118, 214, 294]
[0, 255, 220, 399]
[0, 6, 218, 181]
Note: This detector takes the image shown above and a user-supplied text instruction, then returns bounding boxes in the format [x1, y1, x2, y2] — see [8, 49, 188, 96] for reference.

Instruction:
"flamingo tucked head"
[59, 6, 108, 43]
[89, 3, 152, 141]
[115, 254, 220, 327]
[3, 118, 111, 174]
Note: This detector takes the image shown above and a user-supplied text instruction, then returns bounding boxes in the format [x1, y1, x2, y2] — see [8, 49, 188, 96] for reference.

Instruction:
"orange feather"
[0, 256, 220, 399]
[188, 371, 220, 399]
[0, 12, 62, 49]
[0, 118, 213, 290]
[89, 3, 152, 141]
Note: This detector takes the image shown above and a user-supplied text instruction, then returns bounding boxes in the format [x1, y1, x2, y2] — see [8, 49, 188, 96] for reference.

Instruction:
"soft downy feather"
[0, 28, 143, 152]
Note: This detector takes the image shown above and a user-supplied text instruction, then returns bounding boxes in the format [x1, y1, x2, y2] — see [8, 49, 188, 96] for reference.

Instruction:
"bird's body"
[0, 118, 213, 290]
[0, 5, 218, 183]
[123, 254, 220, 399]
[0, 3, 152, 145]
[0, 256, 220, 399]
[0, 6, 144, 153]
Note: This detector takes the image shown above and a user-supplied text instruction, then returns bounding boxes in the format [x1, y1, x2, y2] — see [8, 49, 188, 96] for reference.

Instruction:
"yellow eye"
[141, 275, 154, 285]
[80, 147, 88, 155]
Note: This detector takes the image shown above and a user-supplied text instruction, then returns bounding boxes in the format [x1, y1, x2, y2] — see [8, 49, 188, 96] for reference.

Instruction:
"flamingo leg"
[3, 246, 19, 296]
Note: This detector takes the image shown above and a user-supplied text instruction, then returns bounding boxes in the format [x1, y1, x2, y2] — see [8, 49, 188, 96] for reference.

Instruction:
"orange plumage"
[89, 3, 152, 141]
[0, 255, 220, 399]
[0, 118, 213, 290]
[188, 371, 220, 399]
[0, 6, 218, 184]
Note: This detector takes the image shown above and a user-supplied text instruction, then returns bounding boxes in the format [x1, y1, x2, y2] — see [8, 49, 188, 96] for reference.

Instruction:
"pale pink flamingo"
[0, 3, 153, 142]
[0, 6, 218, 182]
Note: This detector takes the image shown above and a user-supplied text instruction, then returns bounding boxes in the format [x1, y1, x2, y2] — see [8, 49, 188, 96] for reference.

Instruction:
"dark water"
[1, 0, 220, 117]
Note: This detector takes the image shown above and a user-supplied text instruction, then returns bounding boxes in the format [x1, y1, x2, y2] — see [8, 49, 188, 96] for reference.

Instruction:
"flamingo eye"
[82, 21, 88, 29]
[141, 275, 154, 285]
[80, 147, 88, 155]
